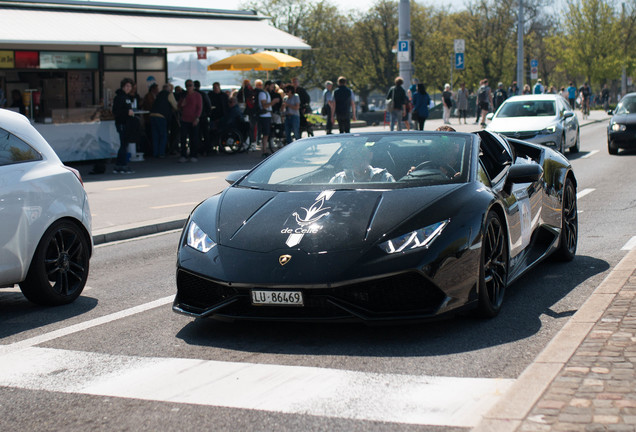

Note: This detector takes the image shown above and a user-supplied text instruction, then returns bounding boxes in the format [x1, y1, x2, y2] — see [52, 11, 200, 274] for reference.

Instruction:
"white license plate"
[251, 290, 304, 306]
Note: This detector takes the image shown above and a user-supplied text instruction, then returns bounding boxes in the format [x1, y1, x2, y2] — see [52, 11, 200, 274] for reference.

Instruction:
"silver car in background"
[0, 108, 92, 305]
[486, 94, 580, 154]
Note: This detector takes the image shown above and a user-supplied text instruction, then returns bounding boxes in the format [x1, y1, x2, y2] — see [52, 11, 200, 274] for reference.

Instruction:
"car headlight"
[379, 220, 449, 254]
[611, 123, 626, 132]
[539, 125, 557, 134]
[186, 221, 216, 253]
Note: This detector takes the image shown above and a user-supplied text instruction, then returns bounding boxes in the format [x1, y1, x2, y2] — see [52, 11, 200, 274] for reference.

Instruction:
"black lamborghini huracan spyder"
[173, 130, 577, 323]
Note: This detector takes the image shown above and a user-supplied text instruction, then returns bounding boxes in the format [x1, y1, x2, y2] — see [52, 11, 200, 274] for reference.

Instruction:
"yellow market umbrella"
[250, 51, 302, 68]
[207, 53, 280, 71]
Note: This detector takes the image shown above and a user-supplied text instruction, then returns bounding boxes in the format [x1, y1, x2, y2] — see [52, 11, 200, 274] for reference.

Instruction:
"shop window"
[135, 55, 164, 70]
[0, 128, 42, 166]
[104, 55, 134, 70]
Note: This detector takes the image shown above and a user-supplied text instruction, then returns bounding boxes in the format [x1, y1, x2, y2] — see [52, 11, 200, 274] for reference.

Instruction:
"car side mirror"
[607, 109, 614, 115]
[504, 164, 543, 194]
[563, 111, 574, 119]
[486, 113, 494, 120]
[225, 169, 250, 185]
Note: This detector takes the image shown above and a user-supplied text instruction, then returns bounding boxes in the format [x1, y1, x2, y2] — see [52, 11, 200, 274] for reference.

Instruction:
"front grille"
[501, 131, 538, 140]
[328, 272, 446, 315]
[176, 270, 238, 310]
[177, 270, 447, 320]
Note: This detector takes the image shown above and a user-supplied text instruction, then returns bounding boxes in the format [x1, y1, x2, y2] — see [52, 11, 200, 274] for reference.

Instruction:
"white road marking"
[581, 150, 599, 159]
[577, 188, 595, 199]
[0, 296, 173, 356]
[622, 236, 636, 251]
[150, 202, 198, 209]
[106, 185, 150, 191]
[0, 346, 513, 428]
[180, 176, 218, 183]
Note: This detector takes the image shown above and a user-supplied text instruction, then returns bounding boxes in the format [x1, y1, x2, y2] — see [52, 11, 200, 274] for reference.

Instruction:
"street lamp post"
[398, 0, 412, 88]
[517, 0, 524, 92]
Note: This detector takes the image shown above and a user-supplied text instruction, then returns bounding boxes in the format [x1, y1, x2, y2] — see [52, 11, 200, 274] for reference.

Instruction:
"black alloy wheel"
[477, 211, 508, 318]
[553, 178, 578, 261]
[20, 220, 90, 305]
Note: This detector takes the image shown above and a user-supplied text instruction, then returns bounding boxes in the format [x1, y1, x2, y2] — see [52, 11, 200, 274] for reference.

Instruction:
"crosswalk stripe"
[0, 346, 513, 428]
[581, 150, 599, 159]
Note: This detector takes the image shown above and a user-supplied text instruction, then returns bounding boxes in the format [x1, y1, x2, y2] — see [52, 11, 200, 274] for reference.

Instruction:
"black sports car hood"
[215, 185, 461, 253]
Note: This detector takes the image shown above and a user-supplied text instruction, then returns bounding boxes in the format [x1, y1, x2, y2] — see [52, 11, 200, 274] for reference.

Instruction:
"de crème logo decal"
[283, 190, 334, 247]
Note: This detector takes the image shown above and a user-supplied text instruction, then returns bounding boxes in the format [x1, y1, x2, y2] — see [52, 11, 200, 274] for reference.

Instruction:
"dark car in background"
[607, 92, 636, 155]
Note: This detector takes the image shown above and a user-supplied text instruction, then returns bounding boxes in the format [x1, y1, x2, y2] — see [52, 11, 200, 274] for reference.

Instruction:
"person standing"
[442, 83, 453, 124]
[178, 79, 202, 163]
[601, 84, 610, 111]
[292, 76, 311, 132]
[386, 77, 407, 131]
[477, 79, 493, 128]
[322, 80, 335, 134]
[493, 82, 508, 112]
[508, 81, 519, 97]
[256, 80, 273, 157]
[455, 82, 468, 125]
[208, 82, 229, 153]
[194, 80, 212, 156]
[533, 78, 545, 94]
[282, 85, 300, 144]
[150, 83, 178, 158]
[333, 76, 356, 134]
[412, 83, 430, 130]
[111, 77, 136, 174]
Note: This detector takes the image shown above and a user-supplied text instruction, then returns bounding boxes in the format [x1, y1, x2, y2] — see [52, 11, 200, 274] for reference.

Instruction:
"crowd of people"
[382, 75, 613, 132]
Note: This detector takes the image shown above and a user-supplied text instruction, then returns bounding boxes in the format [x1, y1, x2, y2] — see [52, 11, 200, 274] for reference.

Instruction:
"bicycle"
[581, 98, 590, 120]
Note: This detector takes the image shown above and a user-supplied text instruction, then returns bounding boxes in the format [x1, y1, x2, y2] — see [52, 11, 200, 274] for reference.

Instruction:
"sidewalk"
[474, 248, 636, 432]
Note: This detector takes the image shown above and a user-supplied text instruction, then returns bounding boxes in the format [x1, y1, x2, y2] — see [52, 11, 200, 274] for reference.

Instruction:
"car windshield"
[614, 96, 636, 115]
[237, 133, 472, 191]
[497, 100, 556, 118]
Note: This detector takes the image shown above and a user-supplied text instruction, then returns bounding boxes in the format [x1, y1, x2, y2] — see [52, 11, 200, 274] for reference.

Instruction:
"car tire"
[269, 136, 285, 153]
[20, 220, 90, 306]
[608, 139, 619, 155]
[559, 133, 566, 154]
[569, 129, 580, 154]
[477, 211, 508, 318]
[553, 177, 578, 262]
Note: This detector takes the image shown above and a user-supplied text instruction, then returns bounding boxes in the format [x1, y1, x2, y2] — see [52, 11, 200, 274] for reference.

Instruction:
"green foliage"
[237, 0, 634, 102]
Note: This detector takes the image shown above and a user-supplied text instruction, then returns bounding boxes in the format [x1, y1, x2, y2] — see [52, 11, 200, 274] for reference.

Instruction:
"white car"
[486, 94, 580, 154]
[0, 109, 92, 305]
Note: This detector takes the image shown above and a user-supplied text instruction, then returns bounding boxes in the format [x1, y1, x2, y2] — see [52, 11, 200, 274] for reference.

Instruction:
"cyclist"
[579, 82, 591, 118]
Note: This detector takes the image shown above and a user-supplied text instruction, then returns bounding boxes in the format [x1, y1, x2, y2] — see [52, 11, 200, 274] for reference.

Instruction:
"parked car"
[486, 94, 580, 154]
[607, 92, 636, 155]
[0, 109, 92, 305]
[173, 130, 577, 323]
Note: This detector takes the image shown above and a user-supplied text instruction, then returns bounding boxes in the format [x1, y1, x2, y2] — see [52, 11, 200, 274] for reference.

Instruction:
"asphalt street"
[1, 112, 635, 431]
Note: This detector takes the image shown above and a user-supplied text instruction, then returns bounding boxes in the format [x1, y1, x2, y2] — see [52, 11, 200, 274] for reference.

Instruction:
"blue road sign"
[455, 52, 465, 70]
[530, 59, 538, 68]
[397, 40, 409, 62]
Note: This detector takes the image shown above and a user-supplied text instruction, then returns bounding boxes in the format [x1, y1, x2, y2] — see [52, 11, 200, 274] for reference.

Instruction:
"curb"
[92, 218, 186, 245]
[472, 247, 636, 432]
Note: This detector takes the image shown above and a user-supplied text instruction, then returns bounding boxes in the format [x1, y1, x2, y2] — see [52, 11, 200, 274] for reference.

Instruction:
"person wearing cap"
[533, 78, 545, 95]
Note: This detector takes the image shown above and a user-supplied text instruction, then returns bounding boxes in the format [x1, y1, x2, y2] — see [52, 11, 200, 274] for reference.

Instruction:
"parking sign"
[397, 40, 409, 62]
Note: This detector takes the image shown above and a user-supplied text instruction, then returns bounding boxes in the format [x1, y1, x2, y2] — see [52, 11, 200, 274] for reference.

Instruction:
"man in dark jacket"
[150, 83, 178, 158]
[111, 77, 136, 173]
[333, 76, 356, 134]
[387, 77, 407, 131]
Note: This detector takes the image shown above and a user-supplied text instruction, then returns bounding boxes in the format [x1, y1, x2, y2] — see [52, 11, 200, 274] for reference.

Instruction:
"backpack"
[478, 86, 489, 103]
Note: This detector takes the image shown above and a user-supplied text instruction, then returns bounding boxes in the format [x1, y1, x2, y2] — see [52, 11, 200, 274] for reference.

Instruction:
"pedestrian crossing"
[0, 345, 513, 428]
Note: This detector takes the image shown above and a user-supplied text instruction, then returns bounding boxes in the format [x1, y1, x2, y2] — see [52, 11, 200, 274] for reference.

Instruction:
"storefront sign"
[40, 51, 98, 69]
[0, 50, 14, 68]
[15, 51, 39, 68]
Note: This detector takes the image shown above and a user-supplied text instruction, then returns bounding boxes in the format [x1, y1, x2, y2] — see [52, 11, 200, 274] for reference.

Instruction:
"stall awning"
[0, 1, 310, 50]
